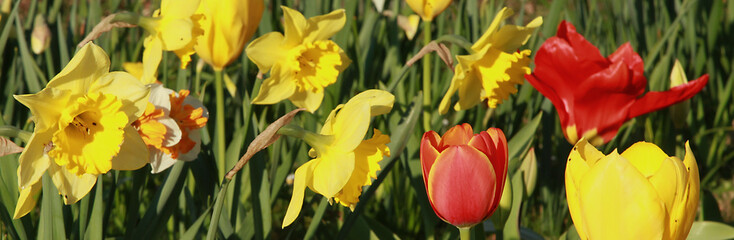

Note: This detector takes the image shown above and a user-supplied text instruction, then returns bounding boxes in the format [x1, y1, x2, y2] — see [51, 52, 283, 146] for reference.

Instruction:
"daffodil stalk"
[214, 70, 226, 179]
[422, 20, 432, 131]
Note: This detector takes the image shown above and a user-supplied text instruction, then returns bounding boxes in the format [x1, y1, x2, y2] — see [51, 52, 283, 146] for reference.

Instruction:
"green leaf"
[502, 170, 525, 240]
[507, 112, 543, 173]
[83, 178, 103, 239]
[687, 221, 734, 240]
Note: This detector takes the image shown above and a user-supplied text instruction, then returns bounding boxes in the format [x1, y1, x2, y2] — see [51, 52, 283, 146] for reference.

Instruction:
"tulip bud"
[195, 0, 264, 70]
[420, 124, 508, 228]
[406, 0, 452, 21]
[565, 139, 699, 240]
[670, 59, 690, 129]
[31, 15, 51, 55]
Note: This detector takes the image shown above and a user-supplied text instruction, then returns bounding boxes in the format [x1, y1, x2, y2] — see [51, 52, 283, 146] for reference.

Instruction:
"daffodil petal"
[111, 126, 150, 171]
[17, 129, 53, 190]
[12, 179, 42, 219]
[578, 152, 665, 240]
[90, 72, 150, 123]
[142, 38, 163, 85]
[159, 18, 194, 50]
[620, 142, 669, 177]
[48, 162, 97, 204]
[281, 6, 307, 47]
[150, 151, 177, 174]
[343, 89, 395, 116]
[177, 129, 201, 161]
[159, 117, 182, 147]
[490, 17, 543, 52]
[251, 65, 297, 105]
[246, 32, 287, 74]
[319, 104, 343, 136]
[14, 87, 71, 132]
[331, 100, 371, 151]
[289, 88, 324, 113]
[122, 62, 145, 80]
[160, 0, 200, 19]
[455, 71, 482, 111]
[304, 9, 346, 43]
[46, 43, 110, 93]
[283, 160, 315, 228]
[439, 66, 461, 114]
[311, 151, 355, 198]
[149, 84, 174, 114]
[472, 7, 513, 52]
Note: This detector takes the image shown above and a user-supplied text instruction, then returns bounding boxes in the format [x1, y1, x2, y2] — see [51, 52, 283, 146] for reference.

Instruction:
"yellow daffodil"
[138, 0, 203, 83]
[406, 0, 452, 21]
[12, 42, 150, 218]
[132, 85, 208, 173]
[194, 0, 263, 70]
[246, 6, 351, 113]
[282, 90, 394, 227]
[566, 139, 699, 240]
[439, 8, 542, 114]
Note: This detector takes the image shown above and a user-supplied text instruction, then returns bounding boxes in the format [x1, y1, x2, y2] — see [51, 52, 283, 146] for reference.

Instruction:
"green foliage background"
[1, 0, 734, 239]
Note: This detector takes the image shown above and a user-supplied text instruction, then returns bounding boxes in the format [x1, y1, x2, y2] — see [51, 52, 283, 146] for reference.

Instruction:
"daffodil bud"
[670, 59, 690, 129]
[31, 15, 51, 55]
[405, 0, 452, 21]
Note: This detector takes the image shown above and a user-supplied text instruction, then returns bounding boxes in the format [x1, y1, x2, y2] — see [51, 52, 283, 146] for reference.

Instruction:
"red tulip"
[420, 124, 508, 228]
[525, 21, 709, 145]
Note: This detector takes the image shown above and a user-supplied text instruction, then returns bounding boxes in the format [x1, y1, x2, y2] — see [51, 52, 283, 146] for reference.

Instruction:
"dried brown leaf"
[77, 14, 136, 49]
[0, 137, 23, 157]
[406, 41, 454, 71]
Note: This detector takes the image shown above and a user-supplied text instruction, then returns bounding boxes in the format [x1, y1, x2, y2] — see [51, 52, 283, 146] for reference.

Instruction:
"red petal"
[556, 21, 607, 65]
[627, 74, 709, 119]
[485, 128, 508, 213]
[427, 145, 497, 227]
[608, 43, 644, 75]
[439, 123, 474, 148]
[420, 131, 442, 189]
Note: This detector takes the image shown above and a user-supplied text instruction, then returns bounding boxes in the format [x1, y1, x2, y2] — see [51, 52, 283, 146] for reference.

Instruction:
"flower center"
[289, 40, 345, 92]
[49, 93, 128, 176]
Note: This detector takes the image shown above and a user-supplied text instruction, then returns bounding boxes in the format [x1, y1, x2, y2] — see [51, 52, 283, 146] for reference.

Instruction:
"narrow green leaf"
[304, 198, 328, 240]
[502, 171, 524, 240]
[83, 178, 103, 239]
[14, 14, 41, 93]
[687, 221, 734, 240]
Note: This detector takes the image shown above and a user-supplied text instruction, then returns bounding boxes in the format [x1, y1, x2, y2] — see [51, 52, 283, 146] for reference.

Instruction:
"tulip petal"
[245, 32, 287, 74]
[48, 162, 97, 204]
[647, 156, 687, 238]
[439, 123, 473, 147]
[111, 126, 150, 170]
[90, 72, 150, 124]
[608, 43, 644, 75]
[251, 64, 297, 105]
[16, 129, 53, 190]
[578, 152, 665, 240]
[304, 9, 346, 43]
[627, 74, 709, 119]
[670, 141, 699, 239]
[13, 180, 42, 219]
[565, 138, 605, 239]
[620, 142, 669, 177]
[420, 131, 441, 188]
[427, 145, 496, 227]
[281, 6, 307, 47]
[485, 128, 508, 213]
[283, 160, 315, 228]
[311, 151, 355, 199]
[46, 43, 110, 93]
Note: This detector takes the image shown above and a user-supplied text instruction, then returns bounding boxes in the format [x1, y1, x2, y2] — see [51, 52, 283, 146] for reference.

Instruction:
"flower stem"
[459, 226, 472, 240]
[422, 20, 432, 131]
[214, 70, 226, 180]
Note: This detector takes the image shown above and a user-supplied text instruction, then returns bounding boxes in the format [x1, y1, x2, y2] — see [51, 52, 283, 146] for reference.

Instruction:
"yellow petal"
[142, 38, 163, 84]
[90, 72, 150, 123]
[342, 89, 395, 116]
[13, 179, 42, 219]
[406, 0, 452, 21]
[122, 62, 145, 80]
[289, 88, 324, 113]
[303, 9, 346, 43]
[332, 130, 390, 209]
[319, 104, 344, 136]
[283, 160, 315, 228]
[474, 48, 530, 108]
[16, 129, 53, 190]
[281, 6, 307, 47]
[330, 99, 371, 151]
[14, 87, 71, 132]
[46, 42, 110, 94]
[485, 17, 543, 53]
[565, 138, 603, 239]
[159, 18, 194, 50]
[620, 142, 669, 177]
[251, 65, 297, 105]
[310, 151, 355, 198]
[454, 70, 482, 111]
[160, 0, 200, 19]
[439, 64, 462, 114]
[578, 152, 665, 240]
[647, 157, 687, 216]
[111, 125, 150, 171]
[48, 161, 97, 204]
[245, 32, 287, 74]
[670, 141, 699, 239]
[472, 7, 513, 52]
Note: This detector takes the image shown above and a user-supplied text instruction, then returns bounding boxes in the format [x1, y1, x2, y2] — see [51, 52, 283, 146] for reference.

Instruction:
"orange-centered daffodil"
[13, 42, 150, 219]
[246, 6, 351, 113]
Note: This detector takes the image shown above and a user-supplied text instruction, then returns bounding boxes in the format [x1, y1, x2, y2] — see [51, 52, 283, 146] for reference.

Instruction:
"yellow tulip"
[406, 0, 452, 21]
[282, 90, 394, 228]
[13, 43, 150, 218]
[194, 0, 263, 70]
[246, 6, 351, 113]
[565, 139, 700, 240]
[139, 0, 203, 83]
[439, 7, 542, 114]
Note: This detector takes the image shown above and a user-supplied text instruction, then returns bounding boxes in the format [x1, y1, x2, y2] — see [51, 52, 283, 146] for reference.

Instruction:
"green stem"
[0, 126, 32, 142]
[459, 226, 472, 240]
[214, 70, 226, 180]
[422, 20, 432, 131]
